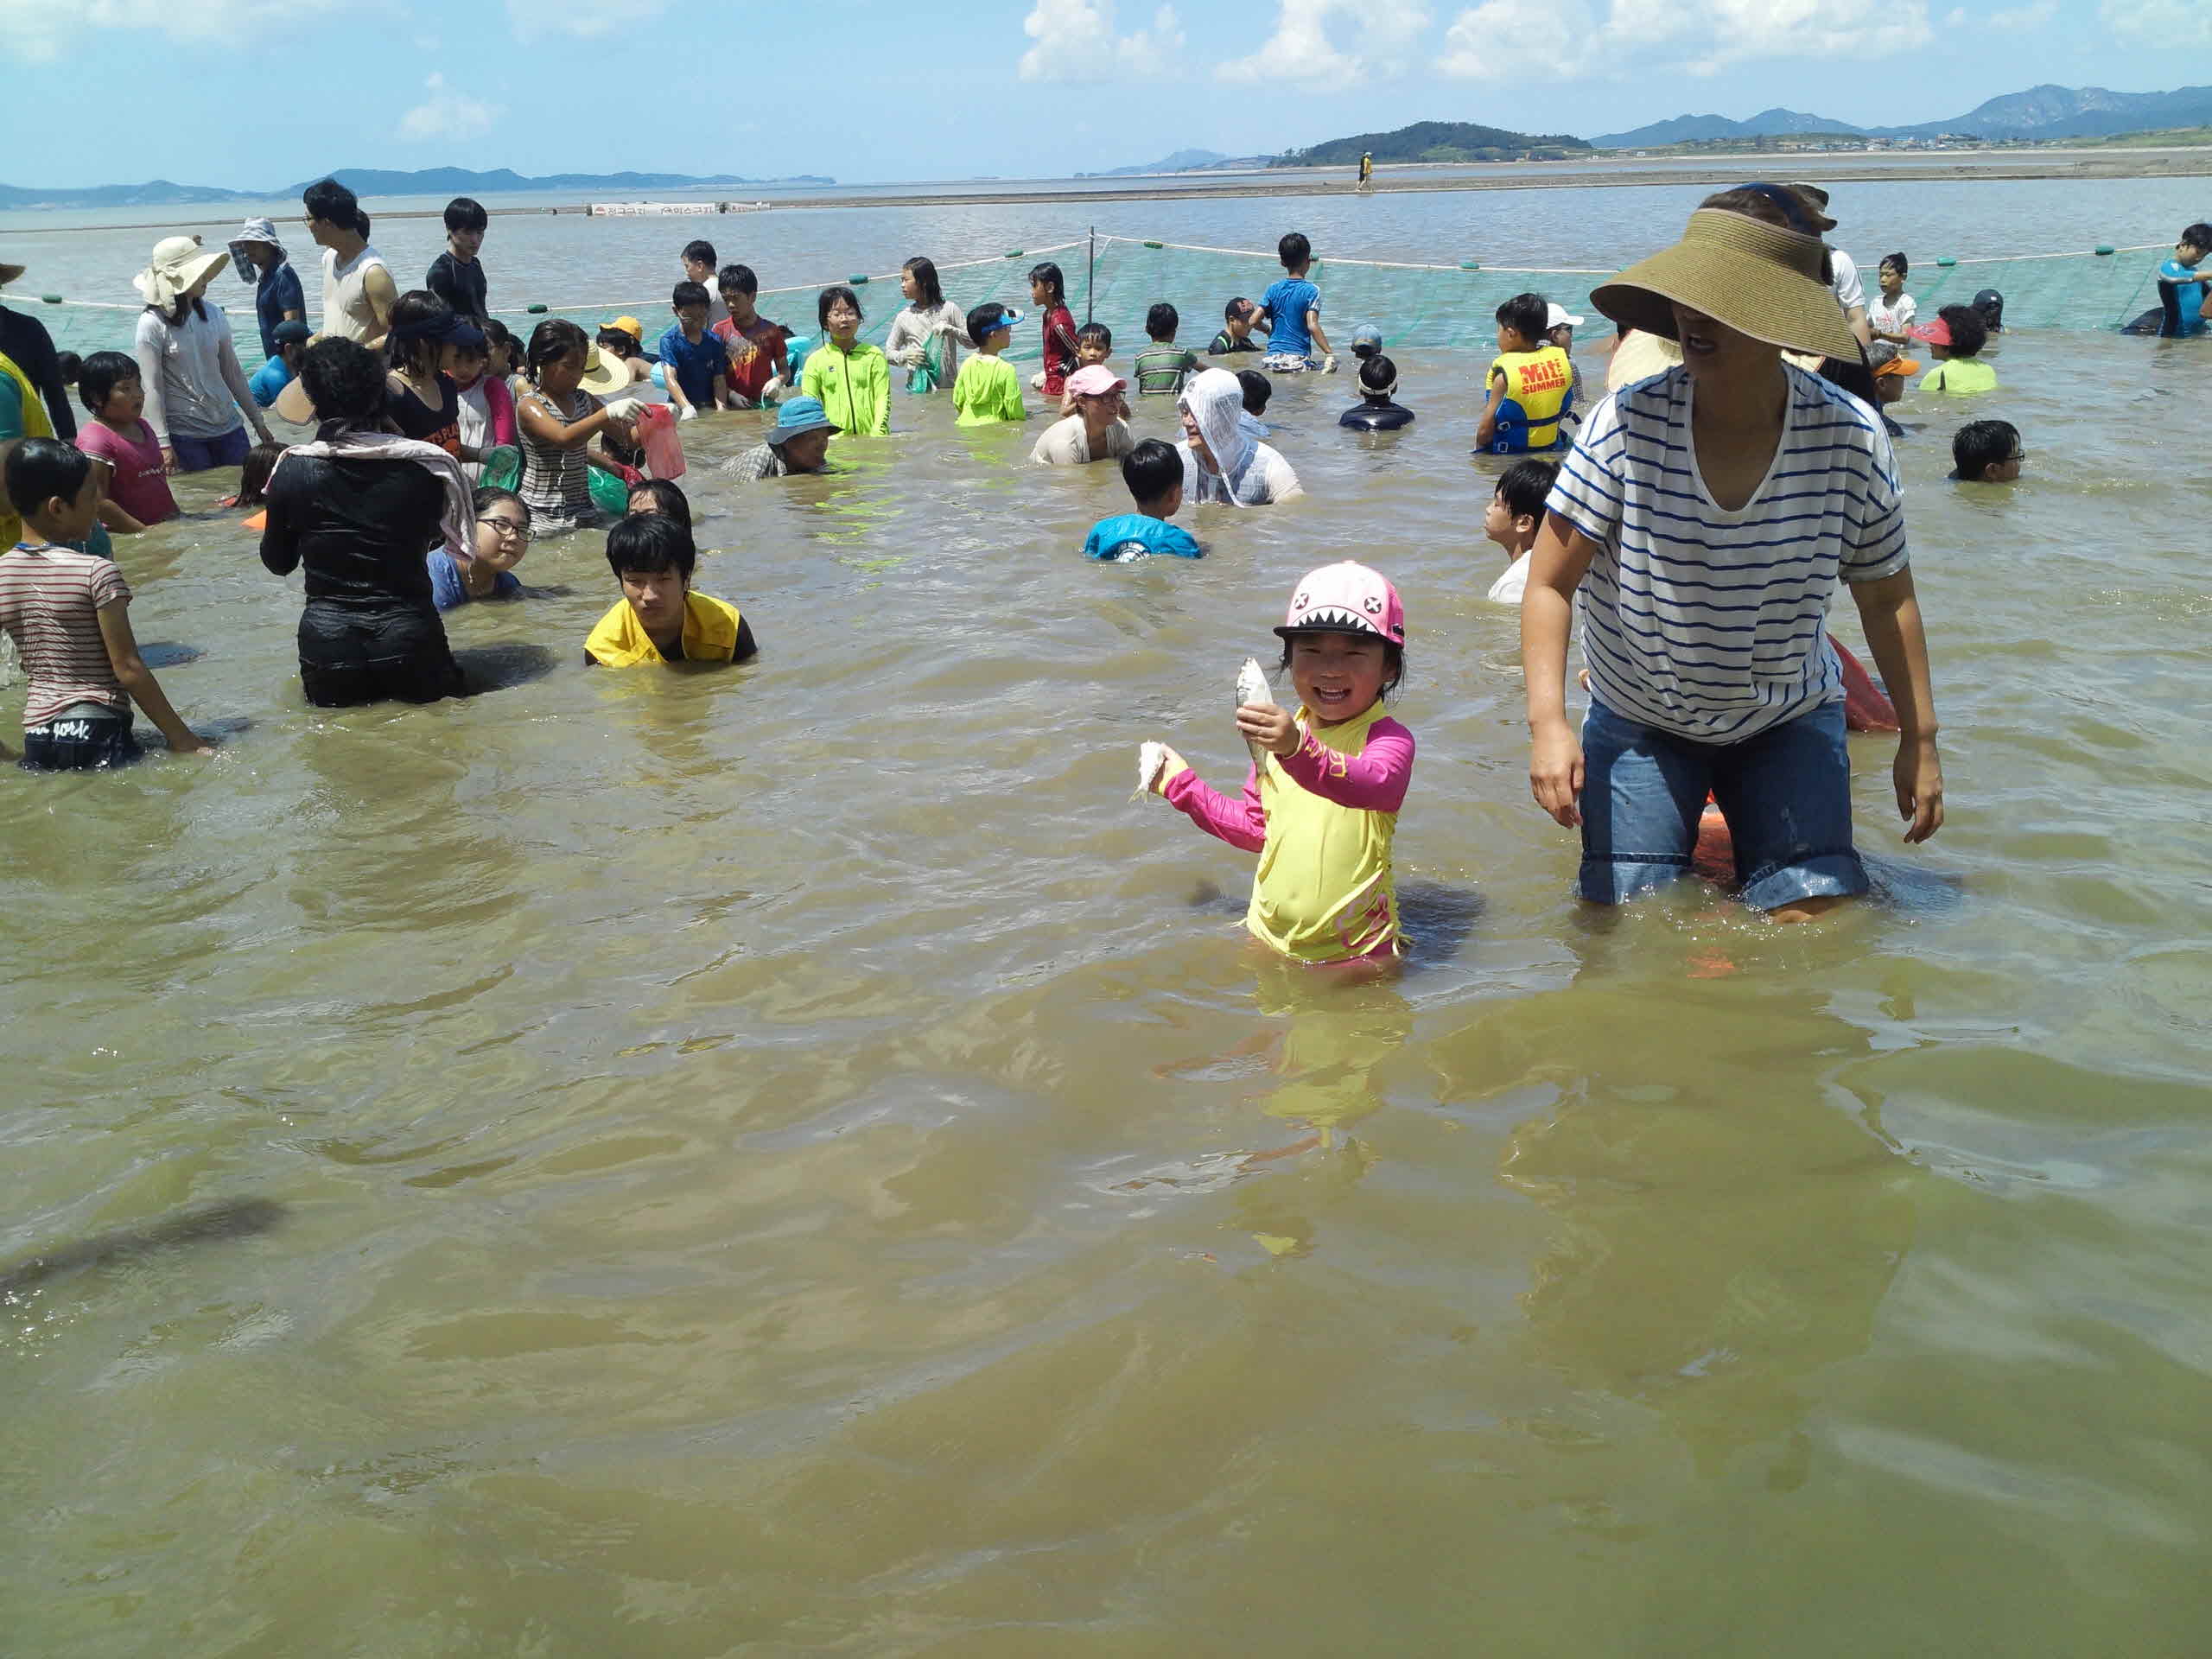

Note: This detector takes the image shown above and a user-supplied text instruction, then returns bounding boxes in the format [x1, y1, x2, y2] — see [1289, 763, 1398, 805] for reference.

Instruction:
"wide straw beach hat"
[1589, 207, 1859, 364]
[576, 344, 629, 397]
[134, 236, 232, 308]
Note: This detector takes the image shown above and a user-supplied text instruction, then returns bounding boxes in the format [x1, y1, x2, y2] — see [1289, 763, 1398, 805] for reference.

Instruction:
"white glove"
[678, 404, 699, 422]
[601, 397, 643, 422]
[1321, 354, 1338, 374]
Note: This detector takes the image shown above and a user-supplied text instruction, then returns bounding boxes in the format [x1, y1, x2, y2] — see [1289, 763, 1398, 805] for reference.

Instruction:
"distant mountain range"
[1084, 149, 1243, 177]
[0, 166, 833, 213]
[1593, 83, 2212, 148]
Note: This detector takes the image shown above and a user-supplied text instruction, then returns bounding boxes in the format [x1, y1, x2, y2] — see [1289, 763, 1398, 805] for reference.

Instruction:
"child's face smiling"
[1287, 632, 1389, 727]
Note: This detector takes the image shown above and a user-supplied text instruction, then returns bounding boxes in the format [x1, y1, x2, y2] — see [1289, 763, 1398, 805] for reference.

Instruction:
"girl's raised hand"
[1236, 702, 1299, 757]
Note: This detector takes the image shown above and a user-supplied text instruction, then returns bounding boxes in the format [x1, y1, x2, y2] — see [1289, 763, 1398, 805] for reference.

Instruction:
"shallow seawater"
[7, 184, 2212, 1654]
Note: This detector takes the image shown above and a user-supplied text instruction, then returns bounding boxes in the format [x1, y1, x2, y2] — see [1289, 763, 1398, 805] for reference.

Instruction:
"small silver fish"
[1134, 740, 1169, 800]
[1236, 657, 1274, 772]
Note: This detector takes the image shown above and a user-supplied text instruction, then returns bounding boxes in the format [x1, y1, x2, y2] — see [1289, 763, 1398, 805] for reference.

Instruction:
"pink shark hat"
[1274, 561, 1406, 645]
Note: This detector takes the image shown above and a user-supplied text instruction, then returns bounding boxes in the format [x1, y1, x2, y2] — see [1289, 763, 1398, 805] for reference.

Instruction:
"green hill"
[1274, 121, 1591, 168]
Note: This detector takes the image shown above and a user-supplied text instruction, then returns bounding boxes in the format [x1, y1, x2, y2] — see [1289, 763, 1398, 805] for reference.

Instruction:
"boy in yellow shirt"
[584, 512, 758, 667]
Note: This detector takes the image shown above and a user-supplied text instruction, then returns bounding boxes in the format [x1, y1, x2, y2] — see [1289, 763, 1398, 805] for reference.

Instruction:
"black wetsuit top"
[1339, 399, 1415, 431]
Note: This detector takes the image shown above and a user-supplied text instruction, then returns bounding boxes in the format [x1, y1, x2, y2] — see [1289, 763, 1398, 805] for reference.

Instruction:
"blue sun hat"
[766, 397, 840, 444]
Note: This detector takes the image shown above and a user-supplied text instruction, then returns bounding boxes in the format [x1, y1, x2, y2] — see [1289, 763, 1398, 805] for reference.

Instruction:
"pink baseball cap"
[1274, 561, 1406, 645]
[1066, 364, 1128, 397]
[1908, 317, 1952, 346]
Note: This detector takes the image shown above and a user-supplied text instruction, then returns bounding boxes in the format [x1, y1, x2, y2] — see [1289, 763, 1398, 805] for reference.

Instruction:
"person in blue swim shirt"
[2156, 222, 2210, 336]
[1084, 440, 1203, 562]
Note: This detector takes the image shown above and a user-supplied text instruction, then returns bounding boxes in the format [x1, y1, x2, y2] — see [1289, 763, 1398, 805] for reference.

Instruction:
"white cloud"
[1018, 0, 1185, 79]
[2, 0, 321, 60]
[1217, 0, 1432, 84]
[1986, 0, 2055, 22]
[1441, 0, 1930, 77]
[398, 73, 503, 143]
[2099, 0, 2212, 44]
[1440, 0, 1593, 78]
[504, 0, 664, 39]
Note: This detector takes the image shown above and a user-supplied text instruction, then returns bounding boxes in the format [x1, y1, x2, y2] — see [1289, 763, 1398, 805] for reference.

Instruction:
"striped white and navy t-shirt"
[0, 543, 130, 727]
[1546, 365, 1907, 743]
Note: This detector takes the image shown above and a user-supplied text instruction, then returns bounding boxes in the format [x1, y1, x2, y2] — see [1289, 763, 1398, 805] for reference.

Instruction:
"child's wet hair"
[626, 477, 692, 528]
[1358, 353, 1395, 394]
[1951, 419, 2018, 480]
[473, 484, 529, 520]
[1880, 251, 1909, 279]
[1028, 261, 1065, 304]
[1496, 292, 1548, 342]
[1224, 297, 1251, 322]
[55, 351, 80, 385]
[2183, 221, 2212, 251]
[480, 317, 518, 365]
[443, 197, 488, 234]
[385, 289, 455, 380]
[1146, 302, 1179, 340]
[817, 284, 863, 327]
[1495, 457, 1557, 521]
[717, 263, 759, 297]
[234, 441, 287, 510]
[672, 281, 709, 311]
[1236, 368, 1271, 416]
[1122, 439, 1180, 505]
[4, 435, 91, 516]
[525, 317, 589, 381]
[1936, 302, 1988, 358]
[682, 239, 716, 268]
[901, 256, 943, 308]
[77, 350, 139, 415]
[607, 510, 696, 582]
[1075, 321, 1111, 352]
[595, 327, 637, 359]
[1278, 232, 1311, 270]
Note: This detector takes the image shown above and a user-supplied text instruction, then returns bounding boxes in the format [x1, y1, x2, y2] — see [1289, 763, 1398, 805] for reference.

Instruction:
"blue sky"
[3, 0, 2201, 188]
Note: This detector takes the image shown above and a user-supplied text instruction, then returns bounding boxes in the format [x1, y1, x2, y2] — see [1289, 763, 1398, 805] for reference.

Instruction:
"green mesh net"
[20, 233, 2174, 370]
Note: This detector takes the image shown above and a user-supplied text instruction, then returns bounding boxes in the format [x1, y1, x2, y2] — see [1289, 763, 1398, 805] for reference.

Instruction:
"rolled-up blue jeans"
[1579, 697, 1869, 912]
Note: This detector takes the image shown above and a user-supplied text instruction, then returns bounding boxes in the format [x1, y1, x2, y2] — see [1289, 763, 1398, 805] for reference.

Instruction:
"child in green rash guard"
[952, 302, 1027, 427]
[798, 285, 889, 436]
[1211, 298, 1265, 355]
[1910, 306, 1997, 394]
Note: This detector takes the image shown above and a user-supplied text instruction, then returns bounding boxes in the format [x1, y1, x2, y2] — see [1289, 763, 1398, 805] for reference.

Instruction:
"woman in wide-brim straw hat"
[132, 235, 272, 474]
[1518, 184, 1945, 923]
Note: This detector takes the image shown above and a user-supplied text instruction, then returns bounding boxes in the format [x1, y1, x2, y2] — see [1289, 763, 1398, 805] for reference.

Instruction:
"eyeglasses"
[2005, 451, 2027, 463]
[478, 515, 531, 542]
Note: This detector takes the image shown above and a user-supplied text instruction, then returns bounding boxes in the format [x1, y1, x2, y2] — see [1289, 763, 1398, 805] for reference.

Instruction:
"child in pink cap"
[1141, 562, 1416, 964]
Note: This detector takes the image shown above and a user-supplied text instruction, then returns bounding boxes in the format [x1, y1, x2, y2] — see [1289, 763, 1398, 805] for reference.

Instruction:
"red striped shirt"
[0, 544, 130, 727]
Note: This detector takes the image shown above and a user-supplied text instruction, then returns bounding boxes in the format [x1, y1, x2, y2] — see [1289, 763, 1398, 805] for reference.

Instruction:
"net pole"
[1086, 226, 1096, 325]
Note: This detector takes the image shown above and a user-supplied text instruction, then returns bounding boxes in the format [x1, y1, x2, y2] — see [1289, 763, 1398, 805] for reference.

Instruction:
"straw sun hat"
[133, 235, 231, 307]
[1590, 207, 1859, 364]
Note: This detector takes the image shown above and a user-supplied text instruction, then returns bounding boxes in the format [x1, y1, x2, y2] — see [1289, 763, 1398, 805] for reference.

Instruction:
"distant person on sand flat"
[1357, 150, 1374, 191]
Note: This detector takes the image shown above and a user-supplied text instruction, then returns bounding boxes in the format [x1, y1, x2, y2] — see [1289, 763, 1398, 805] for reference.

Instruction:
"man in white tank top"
[302, 178, 396, 347]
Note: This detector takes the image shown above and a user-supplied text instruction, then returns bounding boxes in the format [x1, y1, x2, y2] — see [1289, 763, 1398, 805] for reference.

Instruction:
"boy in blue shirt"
[2155, 222, 2210, 337]
[249, 320, 311, 407]
[1084, 440, 1202, 561]
[656, 282, 728, 420]
[1257, 232, 1335, 374]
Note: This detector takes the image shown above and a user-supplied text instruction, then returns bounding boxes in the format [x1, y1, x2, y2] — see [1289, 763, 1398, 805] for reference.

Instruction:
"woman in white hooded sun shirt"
[1174, 368, 1301, 506]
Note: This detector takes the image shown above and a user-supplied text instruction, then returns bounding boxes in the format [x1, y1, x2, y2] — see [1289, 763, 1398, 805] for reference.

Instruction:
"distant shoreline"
[9, 148, 2208, 236]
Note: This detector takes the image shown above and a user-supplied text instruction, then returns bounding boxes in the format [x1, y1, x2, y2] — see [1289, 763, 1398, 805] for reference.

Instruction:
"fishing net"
[19, 233, 2176, 371]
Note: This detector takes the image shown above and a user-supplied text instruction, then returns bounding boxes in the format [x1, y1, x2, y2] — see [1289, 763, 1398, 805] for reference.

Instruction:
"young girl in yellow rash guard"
[1146, 563, 1416, 964]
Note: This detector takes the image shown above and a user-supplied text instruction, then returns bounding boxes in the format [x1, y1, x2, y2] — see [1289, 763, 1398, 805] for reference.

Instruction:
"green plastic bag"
[588, 465, 632, 516]
[907, 331, 944, 395]
[478, 444, 519, 492]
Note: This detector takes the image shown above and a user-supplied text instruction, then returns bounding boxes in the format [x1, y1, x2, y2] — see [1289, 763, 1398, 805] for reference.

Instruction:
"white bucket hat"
[227, 217, 285, 280]
[133, 236, 231, 308]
